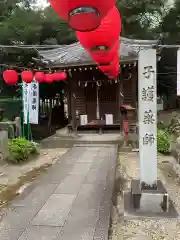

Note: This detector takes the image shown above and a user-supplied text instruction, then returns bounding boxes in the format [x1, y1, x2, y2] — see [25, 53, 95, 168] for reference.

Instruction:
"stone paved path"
[109, 152, 180, 240]
[0, 144, 117, 240]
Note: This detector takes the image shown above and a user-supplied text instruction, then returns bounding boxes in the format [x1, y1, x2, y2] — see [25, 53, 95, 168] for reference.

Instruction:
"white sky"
[34, 0, 49, 9]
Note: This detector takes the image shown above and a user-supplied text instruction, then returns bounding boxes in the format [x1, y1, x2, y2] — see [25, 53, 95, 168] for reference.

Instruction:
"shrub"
[157, 129, 171, 154]
[8, 138, 39, 164]
[168, 111, 180, 136]
[157, 121, 167, 130]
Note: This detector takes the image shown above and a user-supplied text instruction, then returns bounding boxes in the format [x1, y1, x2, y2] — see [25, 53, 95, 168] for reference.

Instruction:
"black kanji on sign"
[143, 133, 155, 145]
[32, 84, 37, 89]
[32, 98, 36, 104]
[143, 110, 155, 124]
[32, 105, 36, 110]
[143, 66, 154, 79]
[142, 86, 154, 102]
[33, 90, 37, 97]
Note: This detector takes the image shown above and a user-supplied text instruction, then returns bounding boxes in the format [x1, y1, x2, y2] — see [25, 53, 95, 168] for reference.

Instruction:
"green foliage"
[0, 0, 172, 46]
[8, 138, 39, 163]
[157, 129, 171, 154]
[168, 112, 180, 137]
[157, 121, 167, 130]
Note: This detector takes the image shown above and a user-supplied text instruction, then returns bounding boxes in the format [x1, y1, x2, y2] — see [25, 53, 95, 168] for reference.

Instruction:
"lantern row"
[3, 70, 67, 85]
[49, 0, 121, 79]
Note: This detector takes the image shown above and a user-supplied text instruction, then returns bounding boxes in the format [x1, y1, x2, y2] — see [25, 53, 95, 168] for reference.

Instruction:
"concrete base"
[124, 180, 178, 219]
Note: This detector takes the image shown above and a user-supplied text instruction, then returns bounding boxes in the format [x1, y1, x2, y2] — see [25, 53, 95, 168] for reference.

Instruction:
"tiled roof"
[38, 37, 158, 67]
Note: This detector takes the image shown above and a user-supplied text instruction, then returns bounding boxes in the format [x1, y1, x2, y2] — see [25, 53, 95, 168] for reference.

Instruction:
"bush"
[168, 111, 180, 136]
[157, 129, 171, 154]
[157, 121, 167, 130]
[8, 138, 39, 164]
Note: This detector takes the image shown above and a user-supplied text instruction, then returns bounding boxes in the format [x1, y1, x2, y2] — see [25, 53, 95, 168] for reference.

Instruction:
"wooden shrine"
[37, 37, 159, 133]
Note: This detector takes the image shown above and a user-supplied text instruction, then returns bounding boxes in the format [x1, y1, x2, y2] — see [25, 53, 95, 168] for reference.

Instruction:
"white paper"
[177, 50, 180, 96]
[105, 114, 113, 125]
[80, 115, 88, 125]
[22, 82, 31, 124]
[138, 49, 157, 186]
[28, 80, 39, 124]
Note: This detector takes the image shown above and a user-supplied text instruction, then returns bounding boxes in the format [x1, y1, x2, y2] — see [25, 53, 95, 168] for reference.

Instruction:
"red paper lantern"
[52, 72, 67, 81]
[99, 55, 120, 78]
[45, 74, 53, 83]
[49, 0, 116, 31]
[35, 72, 45, 83]
[91, 39, 120, 65]
[76, 6, 121, 50]
[21, 71, 34, 83]
[3, 70, 18, 85]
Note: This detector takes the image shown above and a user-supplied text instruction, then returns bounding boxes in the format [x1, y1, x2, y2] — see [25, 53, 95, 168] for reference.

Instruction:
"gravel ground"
[109, 152, 180, 240]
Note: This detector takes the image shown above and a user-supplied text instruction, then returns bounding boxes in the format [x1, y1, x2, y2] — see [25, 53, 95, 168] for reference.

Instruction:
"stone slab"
[0, 144, 118, 240]
[69, 163, 92, 175]
[18, 226, 62, 240]
[124, 191, 178, 219]
[12, 184, 58, 207]
[85, 168, 107, 185]
[32, 194, 76, 227]
[54, 174, 86, 194]
[39, 163, 74, 183]
[58, 226, 95, 240]
[0, 207, 39, 240]
[72, 184, 105, 211]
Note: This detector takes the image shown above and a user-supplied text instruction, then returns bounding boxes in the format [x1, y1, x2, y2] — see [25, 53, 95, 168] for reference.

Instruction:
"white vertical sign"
[138, 49, 157, 187]
[177, 50, 180, 96]
[29, 80, 39, 124]
[22, 82, 31, 124]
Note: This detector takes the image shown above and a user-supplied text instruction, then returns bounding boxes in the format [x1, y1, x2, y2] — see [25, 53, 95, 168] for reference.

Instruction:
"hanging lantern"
[76, 6, 121, 50]
[3, 70, 18, 85]
[21, 71, 34, 83]
[99, 55, 120, 77]
[49, 0, 116, 32]
[52, 72, 67, 81]
[45, 74, 53, 83]
[91, 39, 120, 65]
[35, 72, 45, 83]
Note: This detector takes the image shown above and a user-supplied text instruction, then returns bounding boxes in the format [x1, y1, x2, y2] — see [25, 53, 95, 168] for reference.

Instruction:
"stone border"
[93, 145, 118, 240]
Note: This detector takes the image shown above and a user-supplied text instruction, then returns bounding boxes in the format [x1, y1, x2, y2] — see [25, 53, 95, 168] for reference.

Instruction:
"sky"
[34, 0, 49, 9]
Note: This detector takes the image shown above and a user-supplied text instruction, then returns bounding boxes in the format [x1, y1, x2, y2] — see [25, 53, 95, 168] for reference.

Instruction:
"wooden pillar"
[66, 84, 71, 124]
[70, 78, 77, 134]
[116, 77, 120, 121]
[119, 67, 124, 130]
[132, 65, 137, 108]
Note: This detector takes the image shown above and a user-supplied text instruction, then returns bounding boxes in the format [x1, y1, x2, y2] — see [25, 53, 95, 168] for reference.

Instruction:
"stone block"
[0, 130, 8, 160]
[54, 174, 86, 194]
[12, 183, 58, 207]
[18, 226, 62, 240]
[69, 163, 92, 175]
[32, 194, 76, 227]
[0, 206, 39, 240]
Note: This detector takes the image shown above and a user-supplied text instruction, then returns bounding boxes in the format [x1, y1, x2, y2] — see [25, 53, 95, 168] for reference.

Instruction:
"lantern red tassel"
[52, 72, 67, 81]
[76, 7, 121, 50]
[45, 74, 53, 83]
[35, 72, 45, 83]
[3, 70, 18, 85]
[21, 71, 34, 83]
[49, 0, 116, 32]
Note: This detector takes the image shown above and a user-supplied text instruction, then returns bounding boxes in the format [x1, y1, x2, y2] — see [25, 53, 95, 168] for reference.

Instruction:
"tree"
[117, 0, 170, 39]
[0, 0, 172, 45]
